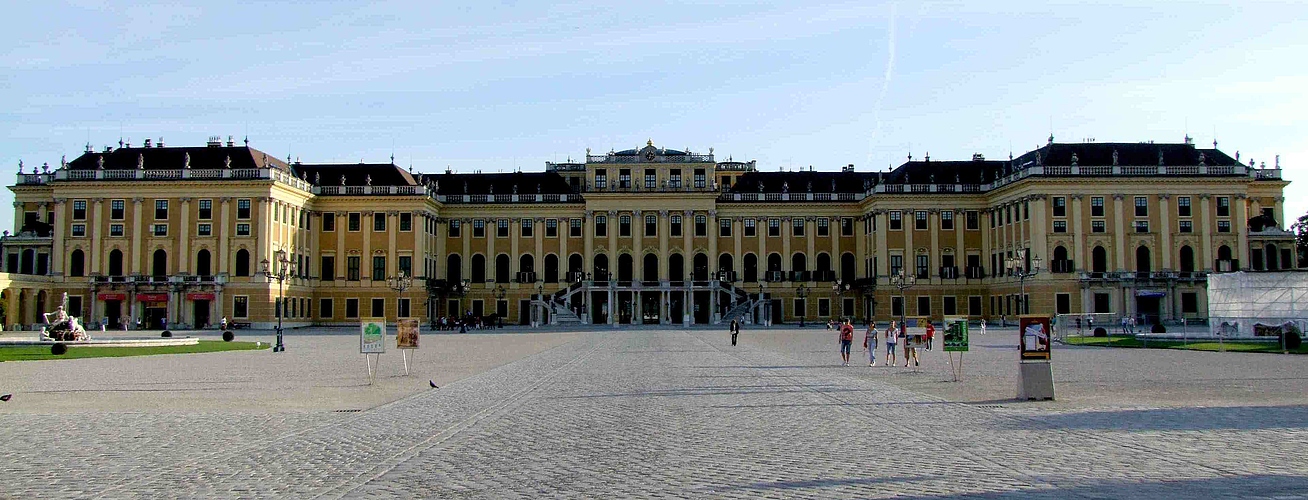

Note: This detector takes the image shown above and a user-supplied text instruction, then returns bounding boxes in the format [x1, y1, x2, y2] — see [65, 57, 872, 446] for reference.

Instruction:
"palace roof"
[66, 146, 289, 171]
[420, 171, 575, 196]
[292, 163, 419, 187]
[1013, 142, 1239, 168]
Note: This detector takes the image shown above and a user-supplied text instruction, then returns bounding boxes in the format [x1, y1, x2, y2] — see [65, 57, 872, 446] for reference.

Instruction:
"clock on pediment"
[645, 151, 656, 161]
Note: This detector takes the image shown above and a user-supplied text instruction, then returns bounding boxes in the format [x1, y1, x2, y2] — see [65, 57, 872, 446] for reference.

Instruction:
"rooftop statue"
[782, 181, 789, 193]
[365, 174, 372, 186]
[183, 152, 191, 169]
[1112, 150, 1119, 166]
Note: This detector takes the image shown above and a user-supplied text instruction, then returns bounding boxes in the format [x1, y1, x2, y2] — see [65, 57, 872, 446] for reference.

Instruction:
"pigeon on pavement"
[429, 380, 438, 389]
[0, 394, 12, 402]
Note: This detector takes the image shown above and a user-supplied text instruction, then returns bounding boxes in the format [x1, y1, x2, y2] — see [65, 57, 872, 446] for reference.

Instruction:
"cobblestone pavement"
[3, 329, 1307, 498]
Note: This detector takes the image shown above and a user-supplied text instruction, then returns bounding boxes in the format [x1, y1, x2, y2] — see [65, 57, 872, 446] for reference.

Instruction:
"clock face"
[646, 152, 656, 161]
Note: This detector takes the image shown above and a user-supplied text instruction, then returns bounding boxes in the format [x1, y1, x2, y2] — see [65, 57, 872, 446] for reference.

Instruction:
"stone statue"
[183, 152, 191, 169]
[831, 179, 836, 192]
[365, 174, 372, 186]
[340, 175, 346, 186]
[1070, 153, 1078, 167]
[513, 184, 518, 194]
[1112, 150, 1119, 166]
[758, 181, 764, 193]
[536, 183, 541, 194]
[314, 172, 320, 184]
[1158, 149, 1164, 166]
[97, 156, 104, 169]
[955, 173, 960, 184]
[806, 181, 812, 192]
[17, 159, 22, 173]
[930, 174, 935, 184]
[224, 156, 232, 169]
[488, 184, 494, 195]
[42, 292, 87, 342]
[137, 153, 145, 169]
[42, 162, 49, 173]
[463, 181, 468, 194]
[1035, 151, 1042, 166]
[782, 181, 789, 193]
[61, 155, 66, 169]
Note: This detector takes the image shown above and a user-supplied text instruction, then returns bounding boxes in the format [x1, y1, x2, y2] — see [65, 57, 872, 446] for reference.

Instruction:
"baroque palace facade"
[0, 136, 1294, 330]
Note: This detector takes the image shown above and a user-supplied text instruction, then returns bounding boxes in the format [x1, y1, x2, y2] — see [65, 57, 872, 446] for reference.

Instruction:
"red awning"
[97, 293, 126, 301]
[186, 293, 215, 301]
[136, 293, 169, 302]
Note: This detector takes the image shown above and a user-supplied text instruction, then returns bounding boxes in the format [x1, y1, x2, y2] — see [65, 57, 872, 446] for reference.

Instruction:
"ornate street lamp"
[1006, 249, 1042, 316]
[890, 270, 917, 333]
[386, 270, 413, 321]
[832, 279, 851, 321]
[260, 249, 295, 352]
[796, 284, 808, 326]
[493, 284, 506, 328]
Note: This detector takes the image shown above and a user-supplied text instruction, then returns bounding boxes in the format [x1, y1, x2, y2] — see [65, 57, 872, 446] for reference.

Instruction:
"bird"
[0, 394, 11, 402]
[429, 381, 439, 389]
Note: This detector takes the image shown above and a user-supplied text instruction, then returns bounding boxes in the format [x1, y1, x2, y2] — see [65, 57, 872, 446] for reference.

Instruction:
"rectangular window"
[1135, 220, 1150, 233]
[891, 296, 903, 317]
[321, 256, 335, 281]
[71, 224, 86, 237]
[619, 215, 631, 237]
[1092, 220, 1106, 233]
[767, 218, 779, 237]
[372, 256, 386, 279]
[447, 220, 460, 237]
[915, 254, 929, 278]
[72, 200, 87, 220]
[473, 219, 486, 238]
[841, 217, 854, 236]
[941, 211, 954, 230]
[696, 215, 708, 237]
[398, 255, 412, 276]
[1091, 196, 1104, 217]
[374, 214, 387, 232]
[969, 296, 982, 316]
[1093, 293, 1111, 314]
[348, 213, 361, 232]
[1053, 221, 1067, 233]
[1135, 197, 1148, 217]
[237, 199, 252, 219]
[966, 210, 979, 230]
[111, 199, 125, 220]
[1178, 197, 1192, 217]
[792, 218, 804, 237]
[234, 296, 249, 318]
[399, 213, 412, 232]
[320, 298, 333, 318]
[109, 224, 124, 237]
[155, 199, 169, 219]
[671, 215, 683, 237]
[669, 169, 682, 189]
[595, 170, 607, 189]
[719, 218, 732, 237]
[546, 219, 558, 237]
[198, 199, 212, 220]
[890, 255, 903, 276]
[346, 298, 360, 318]
[917, 296, 931, 317]
[1056, 293, 1071, 315]
[1218, 220, 1231, 233]
[522, 218, 534, 237]
[794, 298, 806, 318]
[818, 298, 831, 317]
[913, 211, 927, 230]
[496, 219, 509, 238]
[197, 223, 212, 236]
[645, 215, 657, 237]
[1180, 220, 1193, 233]
[1182, 292, 1198, 314]
[944, 296, 957, 316]
[817, 218, 830, 236]
[347, 256, 361, 281]
[1024, 201, 1030, 220]
[618, 169, 631, 189]
[1217, 197, 1230, 217]
[569, 218, 582, 237]
[321, 212, 335, 231]
[152, 224, 168, 236]
[398, 298, 411, 318]
[694, 169, 706, 189]
[1052, 197, 1066, 217]
[744, 219, 757, 237]
[233, 223, 250, 236]
[595, 215, 607, 237]
[645, 169, 656, 189]
[889, 211, 902, 230]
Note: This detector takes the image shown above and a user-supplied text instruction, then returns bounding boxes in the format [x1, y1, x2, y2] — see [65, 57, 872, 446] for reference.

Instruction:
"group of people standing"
[847, 319, 929, 368]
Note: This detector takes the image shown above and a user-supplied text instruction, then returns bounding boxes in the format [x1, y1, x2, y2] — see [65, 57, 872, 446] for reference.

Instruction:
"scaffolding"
[1207, 271, 1308, 338]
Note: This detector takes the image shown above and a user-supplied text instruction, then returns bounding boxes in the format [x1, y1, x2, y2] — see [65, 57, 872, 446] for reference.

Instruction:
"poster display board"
[902, 316, 931, 349]
[1019, 315, 1052, 360]
[361, 318, 386, 354]
[397, 318, 420, 349]
[943, 316, 969, 352]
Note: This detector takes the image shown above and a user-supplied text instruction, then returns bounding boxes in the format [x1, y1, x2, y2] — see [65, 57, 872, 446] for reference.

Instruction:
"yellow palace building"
[0, 136, 1294, 330]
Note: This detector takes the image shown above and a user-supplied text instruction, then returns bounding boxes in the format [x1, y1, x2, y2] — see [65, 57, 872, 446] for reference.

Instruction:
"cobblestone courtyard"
[2, 327, 1307, 498]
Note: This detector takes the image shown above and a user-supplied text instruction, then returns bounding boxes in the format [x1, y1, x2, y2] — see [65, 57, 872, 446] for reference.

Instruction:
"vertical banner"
[943, 316, 969, 352]
[361, 318, 386, 354]
[397, 318, 420, 349]
[1019, 315, 1052, 360]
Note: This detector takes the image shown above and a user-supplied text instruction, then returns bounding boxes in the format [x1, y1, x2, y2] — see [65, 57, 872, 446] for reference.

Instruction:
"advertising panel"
[943, 316, 969, 352]
[360, 318, 386, 354]
[397, 318, 420, 349]
[1019, 315, 1052, 360]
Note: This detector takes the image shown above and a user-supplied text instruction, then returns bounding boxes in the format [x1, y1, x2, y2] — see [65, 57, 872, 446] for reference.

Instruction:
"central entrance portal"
[641, 291, 660, 324]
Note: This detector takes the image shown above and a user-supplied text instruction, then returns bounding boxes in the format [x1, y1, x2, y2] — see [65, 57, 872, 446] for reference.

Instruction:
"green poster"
[943, 316, 969, 352]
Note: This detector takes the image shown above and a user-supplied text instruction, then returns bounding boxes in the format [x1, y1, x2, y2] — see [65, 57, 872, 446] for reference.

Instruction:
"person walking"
[980, 318, 987, 335]
[863, 322, 879, 367]
[885, 320, 899, 367]
[838, 319, 854, 366]
[902, 322, 919, 367]
[730, 319, 740, 346]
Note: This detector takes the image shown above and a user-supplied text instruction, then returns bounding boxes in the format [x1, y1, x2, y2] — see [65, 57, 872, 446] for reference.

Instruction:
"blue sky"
[4, 1, 1306, 228]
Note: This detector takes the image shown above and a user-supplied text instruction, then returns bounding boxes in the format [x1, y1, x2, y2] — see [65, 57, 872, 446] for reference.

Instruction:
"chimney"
[157, 137, 164, 148]
[144, 138, 152, 148]
[226, 135, 234, 147]
[207, 136, 222, 148]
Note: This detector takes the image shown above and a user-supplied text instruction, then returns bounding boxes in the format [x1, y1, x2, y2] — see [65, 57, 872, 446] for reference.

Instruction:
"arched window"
[1091, 246, 1107, 274]
[743, 253, 758, 283]
[767, 253, 782, 281]
[447, 254, 462, 283]
[668, 254, 684, 281]
[1218, 245, 1232, 260]
[1179, 246, 1195, 273]
[1053, 246, 1068, 273]
[618, 254, 633, 281]
[1266, 244, 1279, 270]
[840, 252, 856, 284]
[69, 249, 85, 277]
[643, 254, 658, 282]
[718, 253, 733, 281]
[791, 253, 807, 281]
[152, 249, 168, 277]
[594, 254, 609, 280]
[520, 254, 535, 278]
[495, 254, 510, 284]
[108, 249, 124, 276]
[544, 254, 559, 283]
[1135, 246, 1151, 274]
[196, 249, 211, 277]
[568, 253, 583, 281]
[471, 254, 486, 283]
[693, 253, 708, 281]
[816, 253, 831, 281]
[234, 249, 250, 277]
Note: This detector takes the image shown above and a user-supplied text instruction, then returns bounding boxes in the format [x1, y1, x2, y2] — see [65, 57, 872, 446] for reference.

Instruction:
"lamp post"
[891, 270, 917, 332]
[1006, 250, 1042, 316]
[260, 250, 294, 352]
[386, 270, 413, 322]
[760, 280, 769, 326]
[832, 279, 850, 321]
[796, 284, 808, 326]
[536, 281, 545, 326]
[493, 284, 506, 328]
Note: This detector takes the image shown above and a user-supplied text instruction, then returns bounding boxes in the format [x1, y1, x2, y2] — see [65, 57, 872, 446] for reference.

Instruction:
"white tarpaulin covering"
[1207, 272, 1308, 338]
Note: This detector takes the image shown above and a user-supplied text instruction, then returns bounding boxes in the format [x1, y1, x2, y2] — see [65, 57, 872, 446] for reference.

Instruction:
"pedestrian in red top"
[838, 319, 855, 366]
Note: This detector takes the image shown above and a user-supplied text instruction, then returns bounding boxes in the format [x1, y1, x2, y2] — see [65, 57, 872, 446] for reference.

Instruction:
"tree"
[1292, 211, 1308, 268]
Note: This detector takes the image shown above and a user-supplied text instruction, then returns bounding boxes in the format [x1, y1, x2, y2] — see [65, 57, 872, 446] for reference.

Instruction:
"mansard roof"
[292, 163, 418, 187]
[727, 170, 883, 194]
[1013, 142, 1239, 168]
[421, 171, 576, 196]
[886, 160, 1011, 184]
[66, 146, 289, 171]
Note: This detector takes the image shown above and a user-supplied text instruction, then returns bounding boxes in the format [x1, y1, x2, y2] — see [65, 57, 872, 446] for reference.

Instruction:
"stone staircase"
[718, 282, 757, 325]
